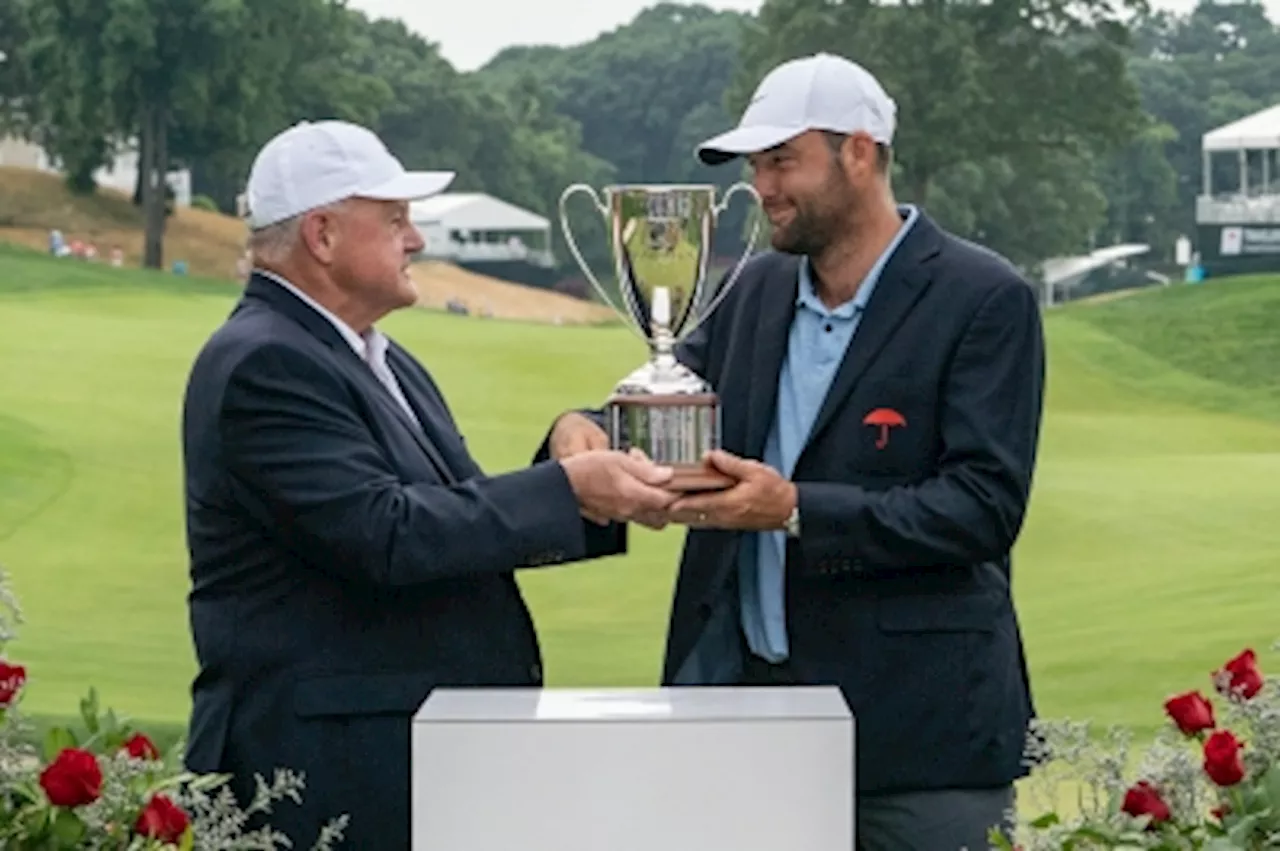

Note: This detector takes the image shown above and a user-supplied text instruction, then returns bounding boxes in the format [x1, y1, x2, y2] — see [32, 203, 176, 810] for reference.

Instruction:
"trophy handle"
[558, 184, 647, 344]
[681, 181, 762, 339]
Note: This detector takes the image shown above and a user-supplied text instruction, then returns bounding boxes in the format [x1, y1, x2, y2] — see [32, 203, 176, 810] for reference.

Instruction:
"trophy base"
[606, 390, 729, 491]
[668, 462, 735, 493]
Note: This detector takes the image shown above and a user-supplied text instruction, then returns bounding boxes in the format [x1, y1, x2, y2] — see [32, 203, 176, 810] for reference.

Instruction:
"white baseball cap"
[696, 53, 896, 166]
[244, 120, 455, 229]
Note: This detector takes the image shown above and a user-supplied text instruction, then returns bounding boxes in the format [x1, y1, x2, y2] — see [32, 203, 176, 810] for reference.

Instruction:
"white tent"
[410, 192, 549, 232]
[1039, 243, 1151, 306]
[410, 192, 553, 266]
[1202, 104, 1280, 152]
[1200, 103, 1280, 201]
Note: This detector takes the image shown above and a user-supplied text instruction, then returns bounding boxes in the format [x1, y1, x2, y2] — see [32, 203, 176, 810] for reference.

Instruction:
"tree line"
[0, 0, 1276, 284]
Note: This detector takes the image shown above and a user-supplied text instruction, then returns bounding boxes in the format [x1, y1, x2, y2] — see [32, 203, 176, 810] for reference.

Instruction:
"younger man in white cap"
[549, 53, 1044, 849]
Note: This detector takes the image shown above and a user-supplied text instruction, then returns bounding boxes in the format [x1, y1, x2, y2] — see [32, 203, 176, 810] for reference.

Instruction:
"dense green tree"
[7, 0, 1278, 281]
[0, 0, 32, 133]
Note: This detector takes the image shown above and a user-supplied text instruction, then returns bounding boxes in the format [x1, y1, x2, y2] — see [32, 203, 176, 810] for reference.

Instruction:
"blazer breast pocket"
[841, 379, 935, 478]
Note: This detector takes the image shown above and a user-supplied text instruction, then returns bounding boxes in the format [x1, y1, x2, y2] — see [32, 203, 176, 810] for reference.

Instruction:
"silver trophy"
[559, 182, 761, 491]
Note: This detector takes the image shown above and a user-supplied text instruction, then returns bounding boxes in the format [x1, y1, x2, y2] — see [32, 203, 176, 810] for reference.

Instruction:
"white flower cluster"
[1005, 642, 1280, 850]
[170, 769, 350, 851]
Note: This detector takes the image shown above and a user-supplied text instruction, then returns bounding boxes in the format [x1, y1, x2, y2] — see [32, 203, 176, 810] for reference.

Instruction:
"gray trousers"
[680, 617, 1017, 851]
[857, 786, 1016, 851]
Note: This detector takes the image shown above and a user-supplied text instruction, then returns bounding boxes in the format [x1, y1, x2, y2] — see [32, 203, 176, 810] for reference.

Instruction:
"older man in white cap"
[548, 54, 1045, 849]
[180, 120, 677, 847]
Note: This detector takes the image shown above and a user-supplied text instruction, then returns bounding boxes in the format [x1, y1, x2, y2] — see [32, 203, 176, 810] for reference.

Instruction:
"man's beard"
[769, 192, 853, 258]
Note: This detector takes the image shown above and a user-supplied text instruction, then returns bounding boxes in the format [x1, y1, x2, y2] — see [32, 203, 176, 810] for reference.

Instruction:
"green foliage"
[17, 0, 119, 192]
[2, 0, 1278, 279]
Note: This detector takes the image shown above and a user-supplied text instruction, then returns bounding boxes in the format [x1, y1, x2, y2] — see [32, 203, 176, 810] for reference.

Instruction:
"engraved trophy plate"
[559, 182, 761, 491]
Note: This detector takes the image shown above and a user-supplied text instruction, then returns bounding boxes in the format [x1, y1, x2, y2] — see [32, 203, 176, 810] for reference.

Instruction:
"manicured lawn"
[0, 246, 1277, 757]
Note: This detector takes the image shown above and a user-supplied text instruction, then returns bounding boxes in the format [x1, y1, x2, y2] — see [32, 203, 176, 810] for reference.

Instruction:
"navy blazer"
[657, 211, 1045, 796]
[180, 273, 624, 848]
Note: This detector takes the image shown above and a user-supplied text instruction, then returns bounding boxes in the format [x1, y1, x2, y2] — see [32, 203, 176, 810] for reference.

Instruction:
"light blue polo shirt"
[740, 205, 919, 662]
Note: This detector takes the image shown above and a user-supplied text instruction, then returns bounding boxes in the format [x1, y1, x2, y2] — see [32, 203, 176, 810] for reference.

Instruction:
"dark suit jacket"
[181, 273, 624, 848]
[658, 211, 1045, 796]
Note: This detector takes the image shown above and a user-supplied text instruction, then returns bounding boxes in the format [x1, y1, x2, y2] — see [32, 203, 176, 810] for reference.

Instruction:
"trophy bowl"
[559, 182, 761, 491]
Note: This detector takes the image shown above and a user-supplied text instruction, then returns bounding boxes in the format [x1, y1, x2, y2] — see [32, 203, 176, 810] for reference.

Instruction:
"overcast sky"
[347, 0, 1280, 72]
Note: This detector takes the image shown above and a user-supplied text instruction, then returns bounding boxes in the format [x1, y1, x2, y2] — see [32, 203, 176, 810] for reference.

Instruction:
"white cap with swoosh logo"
[696, 53, 896, 166]
[244, 120, 455, 230]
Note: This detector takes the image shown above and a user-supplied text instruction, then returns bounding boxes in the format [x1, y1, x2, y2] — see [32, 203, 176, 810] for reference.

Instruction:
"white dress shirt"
[255, 269, 422, 429]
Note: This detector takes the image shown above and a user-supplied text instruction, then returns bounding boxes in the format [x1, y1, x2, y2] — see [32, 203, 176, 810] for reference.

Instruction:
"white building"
[0, 134, 192, 206]
[409, 192, 554, 267]
[1196, 103, 1280, 226]
[1195, 104, 1280, 277]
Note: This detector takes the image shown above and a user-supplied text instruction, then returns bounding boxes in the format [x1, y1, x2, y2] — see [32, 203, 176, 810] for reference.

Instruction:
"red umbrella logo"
[863, 408, 906, 450]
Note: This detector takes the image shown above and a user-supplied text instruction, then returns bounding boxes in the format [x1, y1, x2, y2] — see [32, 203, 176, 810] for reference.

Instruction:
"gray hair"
[246, 215, 303, 265]
[244, 200, 348, 266]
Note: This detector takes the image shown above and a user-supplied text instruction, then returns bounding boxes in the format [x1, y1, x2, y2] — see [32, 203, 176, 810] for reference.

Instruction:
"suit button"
[697, 603, 712, 620]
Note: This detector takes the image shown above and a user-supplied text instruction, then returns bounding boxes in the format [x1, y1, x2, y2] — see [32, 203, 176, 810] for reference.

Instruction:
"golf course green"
[0, 242, 1277, 747]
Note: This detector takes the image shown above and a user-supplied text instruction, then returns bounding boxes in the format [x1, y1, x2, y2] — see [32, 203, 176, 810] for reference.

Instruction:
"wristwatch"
[784, 505, 801, 538]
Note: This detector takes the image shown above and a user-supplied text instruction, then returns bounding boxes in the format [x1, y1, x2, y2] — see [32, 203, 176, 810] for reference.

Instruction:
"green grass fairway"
[0, 244, 1278, 751]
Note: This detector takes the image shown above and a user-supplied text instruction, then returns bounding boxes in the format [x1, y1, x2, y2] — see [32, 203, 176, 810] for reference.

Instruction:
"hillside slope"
[410, 260, 614, 324]
[1061, 275, 1280, 421]
[0, 166, 246, 279]
[0, 166, 613, 324]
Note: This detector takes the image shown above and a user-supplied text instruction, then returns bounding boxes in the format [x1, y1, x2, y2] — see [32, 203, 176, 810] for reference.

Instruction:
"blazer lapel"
[242, 273, 460, 484]
[386, 347, 481, 481]
[360, 365, 461, 485]
[742, 258, 800, 459]
[241, 273, 347, 349]
[802, 214, 942, 452]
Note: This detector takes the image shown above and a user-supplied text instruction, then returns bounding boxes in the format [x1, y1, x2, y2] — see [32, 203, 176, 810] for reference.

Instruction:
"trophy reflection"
[559, 182, 761, 491]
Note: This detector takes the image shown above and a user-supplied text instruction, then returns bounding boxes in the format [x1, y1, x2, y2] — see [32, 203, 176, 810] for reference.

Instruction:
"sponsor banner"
[1196, 223, 1280, 277]
[1216, 225, 1280, 257]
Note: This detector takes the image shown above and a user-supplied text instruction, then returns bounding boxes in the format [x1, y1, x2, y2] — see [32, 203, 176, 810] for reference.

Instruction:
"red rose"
[1203, 730, 1247, 786]
[0, 660, 25, 705]
[1214, 649, 1264, 700]
[39, 748, 103, 807]
[121, 732, 160, 761]
[1121, 780, 1171, 825]
[1164, 690, 1216, 735]
[134, 793, 190, 843]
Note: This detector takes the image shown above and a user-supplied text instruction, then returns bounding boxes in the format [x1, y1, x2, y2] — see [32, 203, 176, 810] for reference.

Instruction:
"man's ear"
[299, 209, 339, 265]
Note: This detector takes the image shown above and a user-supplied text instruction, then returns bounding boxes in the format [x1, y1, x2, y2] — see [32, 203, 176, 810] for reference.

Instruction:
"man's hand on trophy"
[621, 447, 673, 530]
[560, 450, 677, 529]
[667, 450, 797, 531]
[549, 412, 609, 460]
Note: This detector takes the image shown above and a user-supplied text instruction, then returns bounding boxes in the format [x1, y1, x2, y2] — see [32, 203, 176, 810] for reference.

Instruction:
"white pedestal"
[411, 686, 854, 851]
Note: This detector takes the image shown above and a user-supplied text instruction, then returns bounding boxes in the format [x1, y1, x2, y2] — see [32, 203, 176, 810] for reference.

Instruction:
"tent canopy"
[1202, 103, 1280, 153]
[410, 192, 549, 232]
[1041, 243, 1150, 287]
